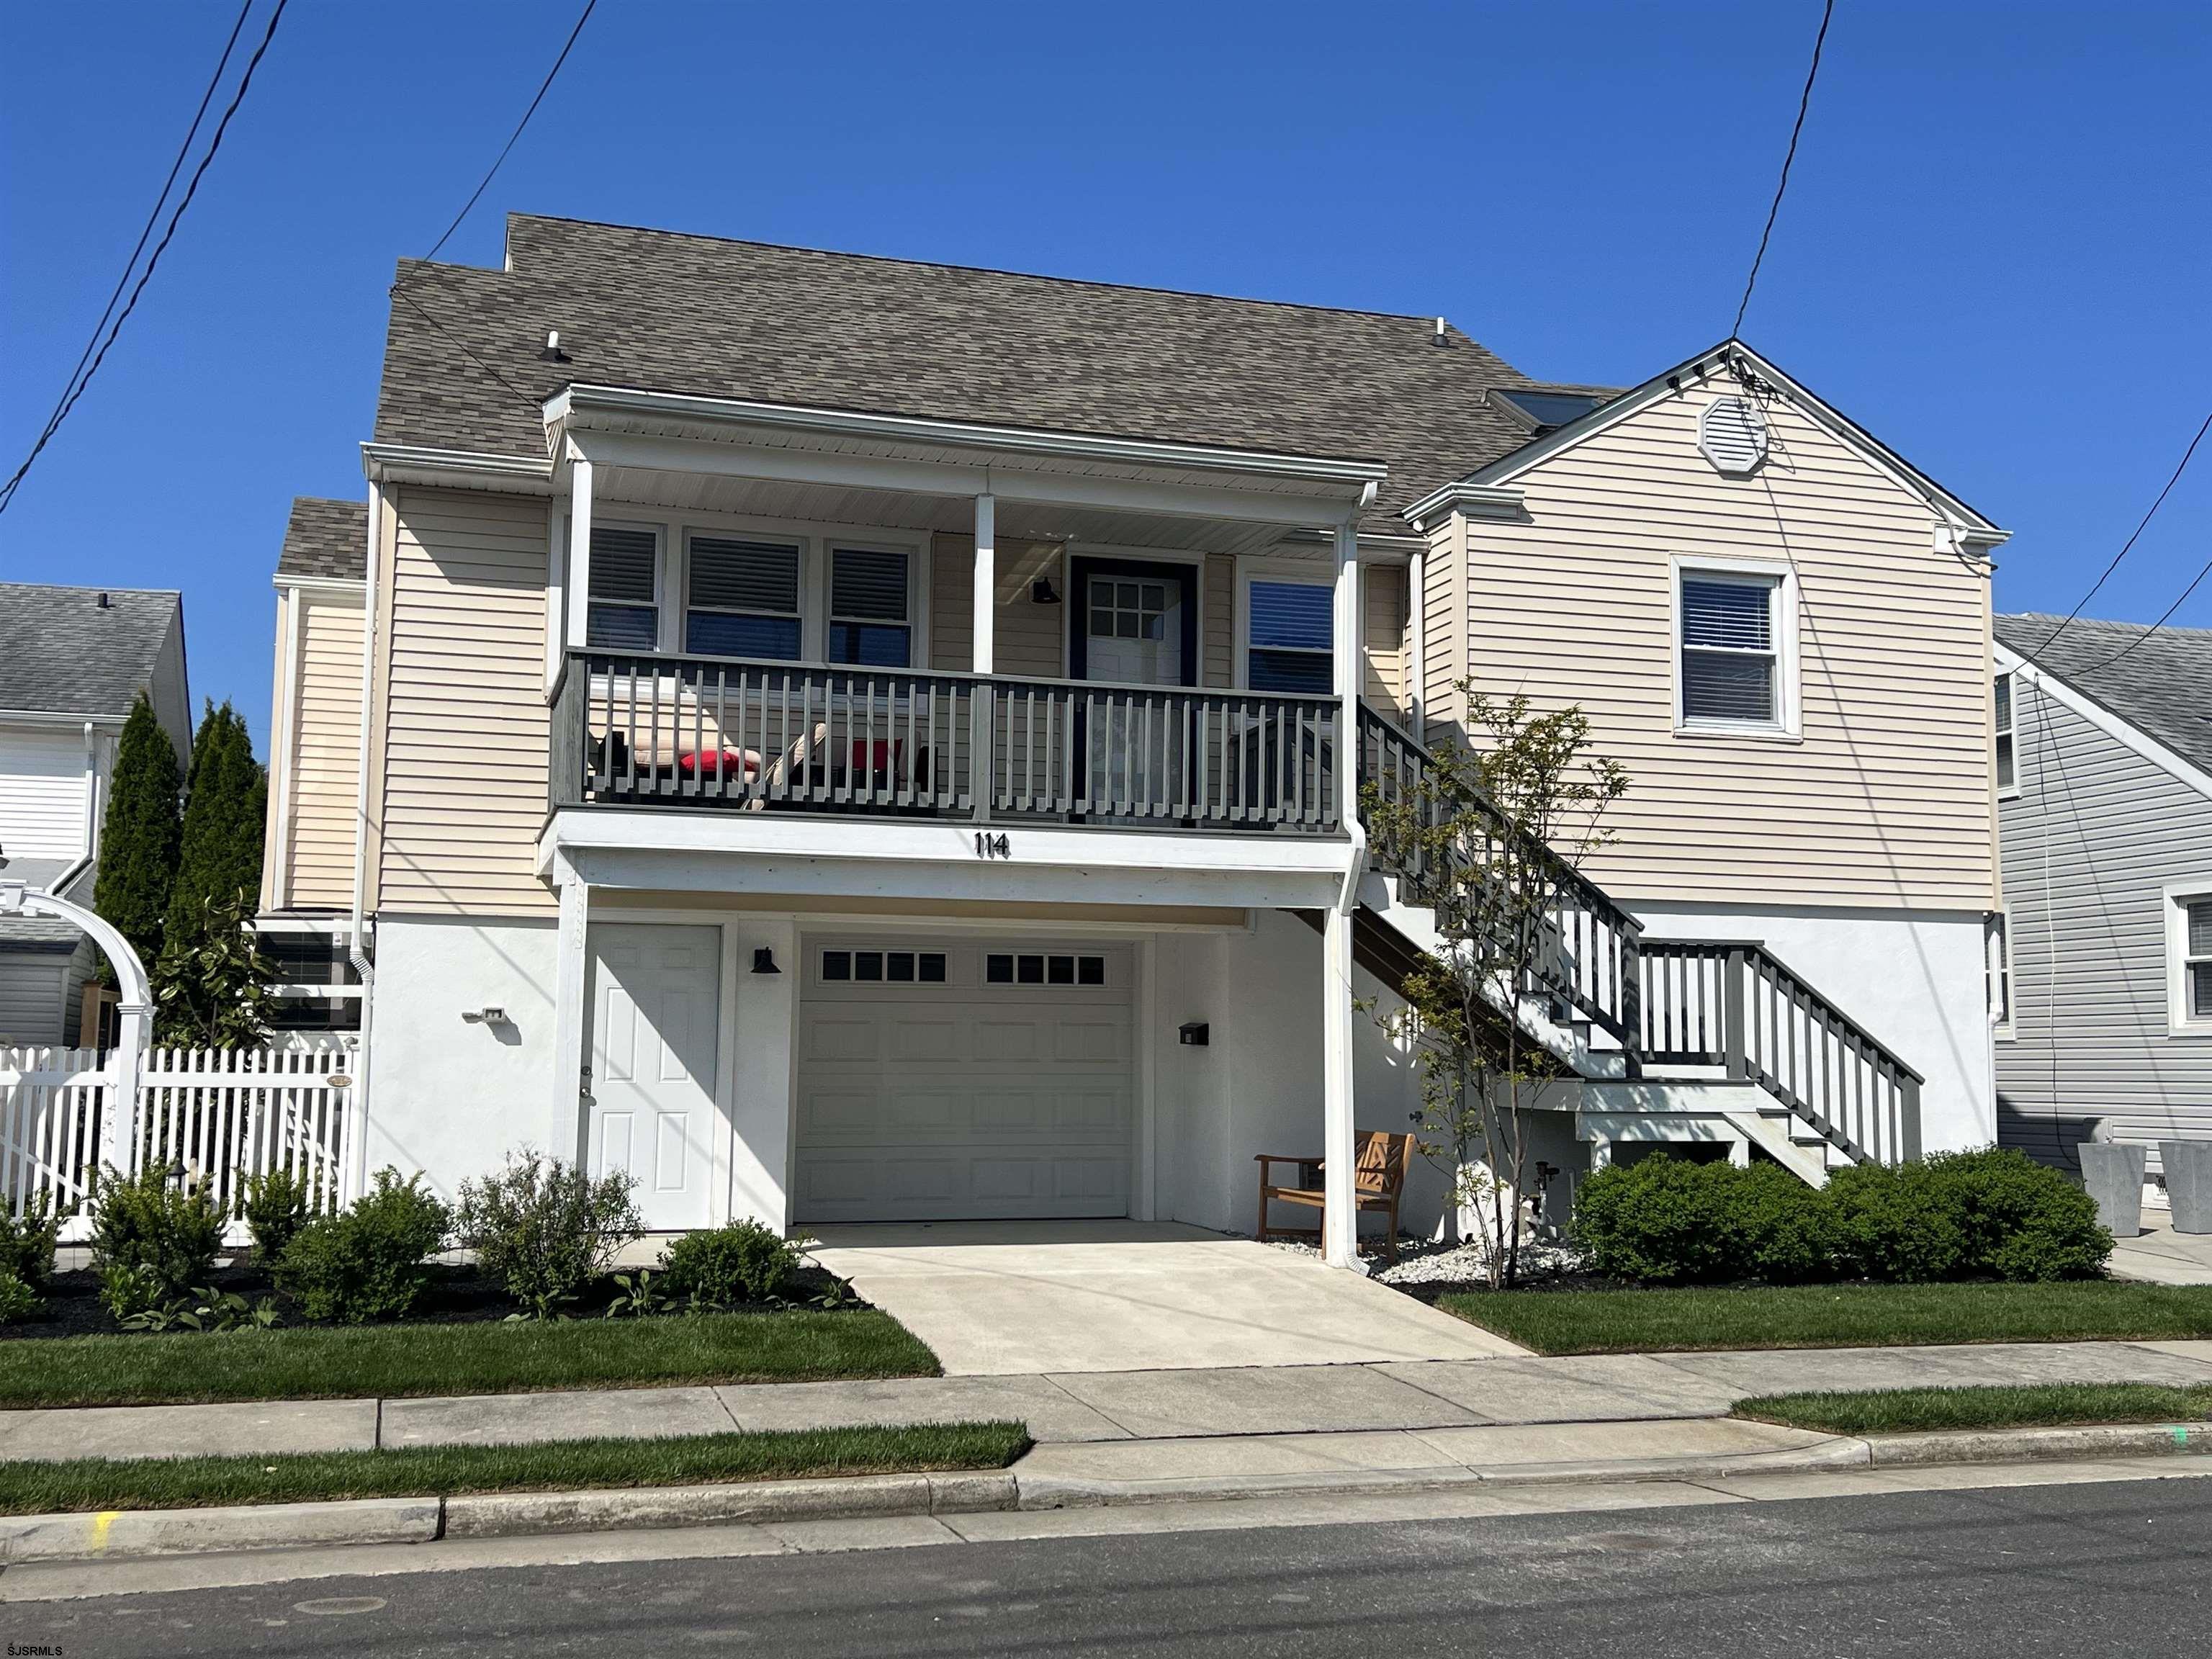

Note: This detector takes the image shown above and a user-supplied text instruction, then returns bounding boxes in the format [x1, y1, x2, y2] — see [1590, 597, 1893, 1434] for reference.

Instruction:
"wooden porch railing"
[551, 652, 1344, 832]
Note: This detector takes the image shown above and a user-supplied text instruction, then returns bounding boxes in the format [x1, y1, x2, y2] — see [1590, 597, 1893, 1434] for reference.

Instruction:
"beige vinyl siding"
[1201, 554, 1232, 688]
[281, 591, 367, 910]
[1448, 367, 1995, 910]
[377, 488, 554, 917]
[1421, 516, 1466, 737]
[1363, 564, 1409, 714]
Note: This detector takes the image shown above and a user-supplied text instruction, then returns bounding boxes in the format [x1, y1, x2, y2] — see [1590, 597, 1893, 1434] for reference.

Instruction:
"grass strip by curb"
[0, 1423, 1030, 1516]
[1437, 1281, 2212, 1357]
[1732, 1383, 2212, 1437]
[0, 1311, 939, 1408]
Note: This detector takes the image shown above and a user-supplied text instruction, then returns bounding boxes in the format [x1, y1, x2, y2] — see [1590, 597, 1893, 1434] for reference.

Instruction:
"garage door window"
[821, 949, 946, 984]
[986, 952, 1106, 986]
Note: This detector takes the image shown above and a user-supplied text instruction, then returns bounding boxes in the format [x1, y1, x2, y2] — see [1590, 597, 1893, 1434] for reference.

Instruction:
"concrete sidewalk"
[6, 1338, 2211, 1465]
[2113, 1213, 2212, 1285]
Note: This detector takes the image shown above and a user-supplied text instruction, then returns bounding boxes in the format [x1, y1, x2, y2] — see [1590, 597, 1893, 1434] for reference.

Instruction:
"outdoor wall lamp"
[1178, 1022, 1210, 1046]
[1030, 576, 1061, 605]
[461, 1007, 508, 1025]
[752, 947, 781, 974]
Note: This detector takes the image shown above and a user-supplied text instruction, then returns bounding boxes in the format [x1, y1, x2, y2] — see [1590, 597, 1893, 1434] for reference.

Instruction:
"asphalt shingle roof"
[278, 497, 369, 581]
[1997, 612, 2212, 776]
[0, 584, 180, 719]
[375, 214, 1552, 528]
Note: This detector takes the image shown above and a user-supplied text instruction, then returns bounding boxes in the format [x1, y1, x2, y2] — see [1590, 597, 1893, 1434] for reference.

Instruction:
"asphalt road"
[13, 1478, 2211, 1658]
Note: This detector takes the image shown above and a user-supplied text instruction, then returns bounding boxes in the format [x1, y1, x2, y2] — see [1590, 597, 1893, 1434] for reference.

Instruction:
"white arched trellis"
[0, 875, 151, 1168]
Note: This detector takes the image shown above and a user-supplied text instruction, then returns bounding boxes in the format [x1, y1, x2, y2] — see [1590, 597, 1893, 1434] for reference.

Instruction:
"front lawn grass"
[1734, 1384, 2212, 1437]
[0, 1310, 938, 1408]
[0, 1422, 1030, 1516]
[1438, 1281, 2212, 1357]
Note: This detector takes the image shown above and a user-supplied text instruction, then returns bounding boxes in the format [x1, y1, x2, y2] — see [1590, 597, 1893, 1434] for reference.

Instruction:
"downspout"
[343, 485, 384, 1195]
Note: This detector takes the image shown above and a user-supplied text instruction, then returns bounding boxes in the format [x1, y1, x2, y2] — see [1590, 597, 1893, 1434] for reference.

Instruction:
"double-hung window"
[828, 547, 912, 667]
[585, 527, 661, 651]
[685, 536, 801, 660]
[1246, 580, 1334, 694]
[2175, 891, 2212, 1032]
[1995, 671, 2018, 794]
[1678, 568, 1786, 731]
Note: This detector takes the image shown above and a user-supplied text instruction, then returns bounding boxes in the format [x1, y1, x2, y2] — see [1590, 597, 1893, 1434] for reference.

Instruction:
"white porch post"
[971, 491, 996, 673]
[549, 858, 592, 1164]
[1321, 514, 1364, 1270]
[564, 451, 594, 655]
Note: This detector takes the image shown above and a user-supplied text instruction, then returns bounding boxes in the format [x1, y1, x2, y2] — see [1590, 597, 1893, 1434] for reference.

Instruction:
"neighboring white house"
[255, 214, 2010, 1259]
[1991, 614, 2212, 1174]
[0, 583, 190, 1046]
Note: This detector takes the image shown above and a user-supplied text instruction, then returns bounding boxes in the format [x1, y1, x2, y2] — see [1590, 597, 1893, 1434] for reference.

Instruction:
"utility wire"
[387, 283, 544, 414]
[2029, 408, 2212, 660]
[2072, 545, 2212, 676]
[420, 0, 597, 263]
[0, 0, 289, 518]
[1732, 0, 1836, 339]
[9, 3, 253, 495]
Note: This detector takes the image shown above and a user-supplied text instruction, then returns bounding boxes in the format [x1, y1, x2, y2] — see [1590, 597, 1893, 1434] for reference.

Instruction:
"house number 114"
[974, 832, 1011, 859]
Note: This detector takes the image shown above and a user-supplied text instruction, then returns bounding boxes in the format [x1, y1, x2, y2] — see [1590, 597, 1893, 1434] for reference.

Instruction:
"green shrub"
[660, 1219, 806, 1307]
[0, 1269, 42, 1325]
[1924, 1148, 2110, 1282]
[1570, 1156, 1748, 1285]
[1733, 1162, 1841, 1284]
[89, 1165, 225, 1317]
[456, 1150, 644, 1319]
[276, 1169, 450, 1323]
[0, 1195, 60, 1295]
[1825, 1162, 1966, 1283]
[240, 1168, 320, 1262]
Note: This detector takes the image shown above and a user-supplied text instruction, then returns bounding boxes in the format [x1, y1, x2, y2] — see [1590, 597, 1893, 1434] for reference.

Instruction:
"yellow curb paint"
[89, 1510, 121, 1552]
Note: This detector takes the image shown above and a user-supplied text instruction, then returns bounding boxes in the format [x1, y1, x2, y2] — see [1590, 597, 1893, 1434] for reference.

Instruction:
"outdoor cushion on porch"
[1254, 1130, 1416, 1262]
[674, 747, 763, 778]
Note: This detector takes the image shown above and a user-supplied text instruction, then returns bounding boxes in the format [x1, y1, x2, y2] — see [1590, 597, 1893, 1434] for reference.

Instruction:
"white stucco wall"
[364, 914, 559, 1200]
[1626, 901, 1995, 1155]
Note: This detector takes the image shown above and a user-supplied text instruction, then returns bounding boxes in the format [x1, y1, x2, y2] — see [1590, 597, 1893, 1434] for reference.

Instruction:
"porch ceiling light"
[752, 947, 781, 975]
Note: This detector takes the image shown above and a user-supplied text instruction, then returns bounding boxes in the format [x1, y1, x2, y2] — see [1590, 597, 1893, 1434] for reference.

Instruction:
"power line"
[9, 3, 253, 493]
[2073, 545, 2212, 677]
[421, 0, 598, 263]
[1732, 0, 1836, 340]
[387, 284, 544, 415]
[0, 0, 290, 518]
[2030, 408, 2212, 659]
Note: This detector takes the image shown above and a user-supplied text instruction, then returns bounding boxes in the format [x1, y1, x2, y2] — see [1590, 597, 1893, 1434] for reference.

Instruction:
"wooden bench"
[1254, 1130, 1416, 1262]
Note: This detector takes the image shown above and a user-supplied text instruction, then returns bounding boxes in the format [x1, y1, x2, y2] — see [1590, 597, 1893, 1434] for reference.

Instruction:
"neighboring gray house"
[1992, 613, 2212, 1172]
[0, 584, 191, 1046]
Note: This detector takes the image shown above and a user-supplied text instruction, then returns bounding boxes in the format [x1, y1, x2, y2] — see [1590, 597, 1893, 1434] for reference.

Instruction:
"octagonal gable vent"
[1699, 395, 1769, 475]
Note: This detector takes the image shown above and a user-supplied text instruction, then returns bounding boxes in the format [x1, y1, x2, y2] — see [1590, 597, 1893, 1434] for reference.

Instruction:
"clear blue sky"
[4, 1, 2206, 752]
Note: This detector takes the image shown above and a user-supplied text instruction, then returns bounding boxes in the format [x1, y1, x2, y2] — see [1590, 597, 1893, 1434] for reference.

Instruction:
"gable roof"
[0, 585, 181, 719]
[375, 214, 1548, 528]
[1995, 613, 2212, 777]
[279, 498, 369, 582]
[1430, 340, 2005, 539]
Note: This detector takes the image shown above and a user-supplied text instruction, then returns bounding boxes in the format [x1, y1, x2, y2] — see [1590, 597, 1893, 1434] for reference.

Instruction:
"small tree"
[93, 694, 182, 968]
[167, 701, 266, 940]
[1364, 690, 1627, 1287]
[152, 891, 273, 1050]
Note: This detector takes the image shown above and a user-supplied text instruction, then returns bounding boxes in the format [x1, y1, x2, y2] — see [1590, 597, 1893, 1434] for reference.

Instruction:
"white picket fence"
[0, 1041, 359, 1242]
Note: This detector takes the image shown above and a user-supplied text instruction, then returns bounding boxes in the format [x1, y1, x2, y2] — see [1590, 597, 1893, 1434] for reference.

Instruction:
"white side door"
[588, 924, 721, 1231]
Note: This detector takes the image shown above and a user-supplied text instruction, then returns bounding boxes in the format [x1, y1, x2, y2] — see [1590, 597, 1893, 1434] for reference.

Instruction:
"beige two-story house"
[256, 214, 2006, 1261]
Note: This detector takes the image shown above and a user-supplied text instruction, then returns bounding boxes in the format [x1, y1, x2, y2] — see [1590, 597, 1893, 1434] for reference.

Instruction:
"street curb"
[4, 1426, 2206, 1563]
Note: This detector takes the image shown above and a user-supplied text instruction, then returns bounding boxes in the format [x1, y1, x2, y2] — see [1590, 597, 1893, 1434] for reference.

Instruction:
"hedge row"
[1572, 1149, 2112, 1286]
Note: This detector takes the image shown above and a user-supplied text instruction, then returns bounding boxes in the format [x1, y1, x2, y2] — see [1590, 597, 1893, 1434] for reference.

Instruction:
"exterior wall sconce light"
[1178, 1022, 1209, 1046]
[752, 947, 781, 974]
[462, 1007, 508, 1025]
[1030, 577, 1061, 605]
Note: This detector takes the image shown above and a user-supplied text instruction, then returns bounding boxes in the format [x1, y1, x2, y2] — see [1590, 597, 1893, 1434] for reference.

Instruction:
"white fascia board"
[541, 809, 1347, 910]
[1400, 481, 1527, 529]
[1437, 341, 2007, 544]
[1996, 642, 2212, 804]
[549, 384, 1388, 493]
[360, 441, 556, 491]
[270, 575, 367, 596]
[0, 709, 129, 730]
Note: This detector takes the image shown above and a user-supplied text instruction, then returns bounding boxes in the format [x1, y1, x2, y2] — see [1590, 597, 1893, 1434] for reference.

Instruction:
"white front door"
[1082, 571, 1186, 686]
[588, 924, 721, 1231]
[793, 940, 1136, 1223]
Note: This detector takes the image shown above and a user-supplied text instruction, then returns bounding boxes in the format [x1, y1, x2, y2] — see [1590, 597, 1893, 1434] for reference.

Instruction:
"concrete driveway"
[806, 1220, 1527, 1375]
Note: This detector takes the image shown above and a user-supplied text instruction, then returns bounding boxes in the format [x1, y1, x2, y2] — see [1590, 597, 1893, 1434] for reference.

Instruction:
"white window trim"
[825, 539, 926, 670]
[1989, 907, 2015, 1039]
[1995, 669, 2020, 799]
[1236, 557, 1336, 695]
[2167, 878, 2212, 1039]
[1669, 553, 1800, 741]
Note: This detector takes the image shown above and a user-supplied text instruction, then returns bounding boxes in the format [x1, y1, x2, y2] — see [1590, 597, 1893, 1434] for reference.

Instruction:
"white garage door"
[795, 940, 1135, 1223]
